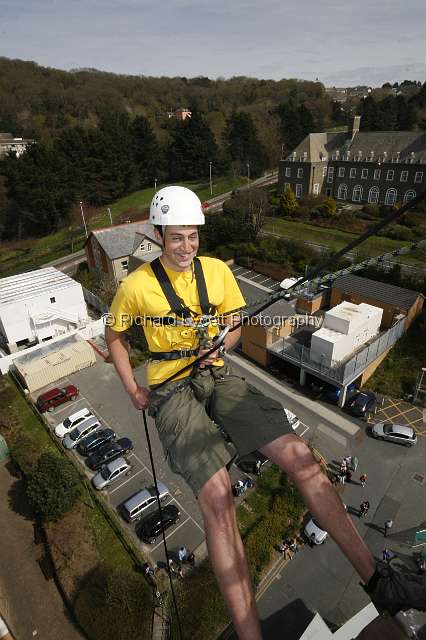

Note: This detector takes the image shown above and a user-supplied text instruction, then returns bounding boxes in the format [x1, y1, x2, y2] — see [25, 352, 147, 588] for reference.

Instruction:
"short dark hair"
[154, 224, 163, 237]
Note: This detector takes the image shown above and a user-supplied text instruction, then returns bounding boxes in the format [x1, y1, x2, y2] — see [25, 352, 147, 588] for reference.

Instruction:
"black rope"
[142, 409, 185, 640]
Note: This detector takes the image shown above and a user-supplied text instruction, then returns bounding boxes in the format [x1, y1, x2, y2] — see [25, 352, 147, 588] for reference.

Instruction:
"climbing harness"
[140, 188, 426, 639]
[148, 256, 219, 360]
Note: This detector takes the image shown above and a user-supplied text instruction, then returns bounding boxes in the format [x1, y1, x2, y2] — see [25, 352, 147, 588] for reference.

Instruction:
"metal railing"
[269, 316, 406, 384]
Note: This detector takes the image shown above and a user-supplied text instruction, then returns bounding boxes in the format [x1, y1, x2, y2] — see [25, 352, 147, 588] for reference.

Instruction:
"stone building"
[278, 117, 426, 205]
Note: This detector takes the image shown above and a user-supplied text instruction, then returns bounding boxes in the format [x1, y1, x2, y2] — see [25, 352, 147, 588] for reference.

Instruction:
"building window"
[284, 182, 291, 192]
[403, 190, 416, 203]
[368, 186, 379, 204]
[121, 259, 128, 270]
[386, 169, 394, 181]
[338, 167, 345, 178]
[322, 166, 327, 177]
[285, 167, 291, 177]
[297, 168, 303, 178]
[50, 297, 56, 304]
[361, 168, 368, 179]
[414, 171, 423, 183]
[327, 167, 334, 183]
[349, 168, 356, 178]
[385, 188, 397, 205]
[373, 169, 381, 180]
[400, 170, 408, 182]
[147, 242, 152, 251]
[352, 185, 362, 202]
[337, 184, 348, 200]
[313, 183, 320, 195]
[295, 183, 302, 198]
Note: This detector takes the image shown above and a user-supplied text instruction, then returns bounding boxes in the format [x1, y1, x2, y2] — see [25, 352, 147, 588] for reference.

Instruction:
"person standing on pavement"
[360, 473, 367, 488]
[360, 500, 370, 518]
[384, 519, 393, 538]
[106, 185, 426, 640]
[178, 546, 188, 564]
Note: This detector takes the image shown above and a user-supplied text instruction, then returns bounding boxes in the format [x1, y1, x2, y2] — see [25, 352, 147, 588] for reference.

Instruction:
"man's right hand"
[128, 384, 150, 410]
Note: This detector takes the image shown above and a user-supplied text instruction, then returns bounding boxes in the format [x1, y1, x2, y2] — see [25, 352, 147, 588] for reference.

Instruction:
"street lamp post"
[209, 162, 213, 197]
[247, 162, 250, 189]
[79, 201, 88, 238]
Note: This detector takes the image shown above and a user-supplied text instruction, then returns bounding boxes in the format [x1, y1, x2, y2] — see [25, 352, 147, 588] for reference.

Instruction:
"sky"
[1, 0, 425, 86]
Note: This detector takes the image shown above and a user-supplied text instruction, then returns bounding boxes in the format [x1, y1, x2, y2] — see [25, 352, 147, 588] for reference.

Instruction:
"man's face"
[157, 225, 199, 271]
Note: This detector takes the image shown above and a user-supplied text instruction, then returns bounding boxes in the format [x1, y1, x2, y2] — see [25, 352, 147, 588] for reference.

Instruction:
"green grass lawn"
[264, 217, 426, 266]
[0, 176, 247, 279]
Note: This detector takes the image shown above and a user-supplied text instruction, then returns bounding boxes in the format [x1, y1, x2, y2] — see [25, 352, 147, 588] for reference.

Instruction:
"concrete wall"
[242, 322, 292, 366]
[358, 346, 392, 387]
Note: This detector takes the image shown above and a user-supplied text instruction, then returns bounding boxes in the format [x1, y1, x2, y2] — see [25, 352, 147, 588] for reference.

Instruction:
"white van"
[62, 416, 101, 449]
[55, 407, 93, 438]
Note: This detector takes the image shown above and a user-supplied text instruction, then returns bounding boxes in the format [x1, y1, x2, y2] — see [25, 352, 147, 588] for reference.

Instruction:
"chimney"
[348, 116, 361, 140]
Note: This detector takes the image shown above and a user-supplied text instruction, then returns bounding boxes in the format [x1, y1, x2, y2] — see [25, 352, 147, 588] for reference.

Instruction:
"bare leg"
[260, 434, 376, 583]
[198, 467, 262, 640]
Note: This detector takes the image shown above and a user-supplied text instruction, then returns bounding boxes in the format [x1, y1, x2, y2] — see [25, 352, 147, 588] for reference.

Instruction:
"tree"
[224, 111, 268, 178]
[26, 453, 81, 522]
[130, 115, 163, 188]
[280, 186, 298, 216]
[395, 95, 416, 130]
[1, 143, 75, 239]
[167, 110, 219, 181]
[317, 196, 337, 216]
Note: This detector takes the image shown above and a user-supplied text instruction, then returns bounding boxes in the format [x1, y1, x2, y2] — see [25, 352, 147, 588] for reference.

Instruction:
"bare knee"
[262, 435, 319, 482]
[198, 468, 235, 529]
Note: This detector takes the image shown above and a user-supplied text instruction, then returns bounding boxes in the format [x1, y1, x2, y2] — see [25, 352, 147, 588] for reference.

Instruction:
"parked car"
[55, 407, 93, 438]
[304, 517, 328, 545]
[36, 385, 78, 413]
[236, 452, 268, 475]
[347, 390, 376, 417]
[120, 482, 170, 523]
[62, 416, 101, 449]
[284, 408, 300, 430]
[324, 382, 357, 404]
[86, 437, 133, 471]
[137, 504, 181, 543]
[77, 428, 116, 456]
[92, 457, 132, 490]
[371, 422, 417, 447]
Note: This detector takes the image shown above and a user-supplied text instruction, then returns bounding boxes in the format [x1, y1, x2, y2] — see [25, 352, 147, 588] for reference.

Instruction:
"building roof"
[90, 222, 157, 260]
[332, 274, 422, 310]
[286, 130, 426, 163]
[0, 267, 77, 306]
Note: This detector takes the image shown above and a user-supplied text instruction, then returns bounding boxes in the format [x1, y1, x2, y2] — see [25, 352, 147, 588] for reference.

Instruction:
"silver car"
[92, 457, 131, 490]
[62, 416, 100, 449]
[371, 422, 417, 447]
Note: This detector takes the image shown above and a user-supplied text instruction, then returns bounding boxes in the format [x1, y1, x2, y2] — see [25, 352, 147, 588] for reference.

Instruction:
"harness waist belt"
[150, 349, 199, 361]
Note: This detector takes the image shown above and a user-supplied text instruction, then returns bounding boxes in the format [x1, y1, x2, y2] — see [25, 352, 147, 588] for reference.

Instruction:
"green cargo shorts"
[148, 365, 293, 496]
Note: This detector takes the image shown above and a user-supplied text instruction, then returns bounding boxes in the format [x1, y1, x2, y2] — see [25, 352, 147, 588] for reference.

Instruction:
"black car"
[236, 452, 268, 475]
[347, 391, 376, 417]
[136, 504, 181, 544]
[77, 428, 116, 456]
[86, 437, 133, 471]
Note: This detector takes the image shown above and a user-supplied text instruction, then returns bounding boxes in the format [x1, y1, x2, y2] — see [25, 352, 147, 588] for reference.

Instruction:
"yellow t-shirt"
[108, 256, 246, 386]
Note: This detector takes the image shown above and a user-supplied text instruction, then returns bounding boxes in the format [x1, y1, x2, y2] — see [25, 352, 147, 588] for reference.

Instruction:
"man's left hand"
[198, 347, 220, 369]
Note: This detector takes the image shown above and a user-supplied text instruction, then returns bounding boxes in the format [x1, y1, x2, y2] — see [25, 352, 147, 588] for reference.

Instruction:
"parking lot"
[29, 353, 313, 566]
[366, 395, 425, 436]
[31, 357, 207, 566]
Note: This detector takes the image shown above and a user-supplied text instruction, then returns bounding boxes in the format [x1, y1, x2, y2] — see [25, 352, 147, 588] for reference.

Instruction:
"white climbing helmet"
[149, 186, 205, 227]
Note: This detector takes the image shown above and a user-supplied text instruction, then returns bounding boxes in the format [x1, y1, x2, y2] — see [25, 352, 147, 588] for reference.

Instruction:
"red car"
[36, 385, 79, 413]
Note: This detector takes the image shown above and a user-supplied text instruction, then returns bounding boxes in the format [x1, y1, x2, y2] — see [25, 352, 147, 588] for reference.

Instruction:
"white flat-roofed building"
[310, 301, 382, 367]
[0, 132, 34, 158]
[0, 267, 89, 353]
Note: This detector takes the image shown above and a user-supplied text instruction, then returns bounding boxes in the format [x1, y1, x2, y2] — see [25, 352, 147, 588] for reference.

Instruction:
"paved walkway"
[0, 460, 84, 640]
